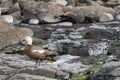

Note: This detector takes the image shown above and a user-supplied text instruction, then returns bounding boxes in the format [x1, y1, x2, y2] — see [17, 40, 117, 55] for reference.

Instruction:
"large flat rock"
[0, 20, 33, 49]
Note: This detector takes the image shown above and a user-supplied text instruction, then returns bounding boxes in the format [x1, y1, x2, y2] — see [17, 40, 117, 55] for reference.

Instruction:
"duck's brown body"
[59, 10, 85, 24]
[24, 45, 54, 61]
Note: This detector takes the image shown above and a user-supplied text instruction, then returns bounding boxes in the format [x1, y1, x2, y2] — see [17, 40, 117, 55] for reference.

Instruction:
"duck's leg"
[38, 59, 41, 66]
[35, 60, 38, 68]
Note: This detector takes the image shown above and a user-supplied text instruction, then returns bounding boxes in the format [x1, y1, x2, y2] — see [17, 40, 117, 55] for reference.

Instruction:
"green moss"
[71, 65, 101, 80]
[32, 37, 47, 46]
[71, 74, 89, 80]
[88, 65, 101, 72]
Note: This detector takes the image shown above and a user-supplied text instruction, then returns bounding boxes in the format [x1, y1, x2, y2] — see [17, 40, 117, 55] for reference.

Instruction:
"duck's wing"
[32, 46, 53, 56]
[31, 46, 57, 60]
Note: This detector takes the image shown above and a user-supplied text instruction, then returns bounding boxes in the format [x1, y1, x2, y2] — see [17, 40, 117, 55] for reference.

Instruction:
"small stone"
[0, 15, 13, 23]
[0, 7, 9, 15]
[50, 0, 68, 6]
[99, 13, 114, 22]
[56, 29, 65, 34]
[52, 22, 73, 26]
[29, 19, 39, 25]
[114, 5, 120, 15]
[69, 32, 83, 40]
[115, 15, 120, 21]
[106, 55, 118, 62]
[0, 7, 9, 14]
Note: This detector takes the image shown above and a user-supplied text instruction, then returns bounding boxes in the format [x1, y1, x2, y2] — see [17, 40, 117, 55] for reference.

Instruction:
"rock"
[80, 0, 101, 6]
[19, 1, 37, 10]
[8, 2, 20, 14]
[36, 2, 63, 23]
[105, 0, 120, 7]
[17, 24, 54, 39]
[11, 73, 57, 80]
[52, 22, 73, 26]
[50, 0, 68, 6]
[56, 28, 66, 34]
[19, 1, 63, 23]
[96, 0, 105, 6]
[74, 5, 116, 21]
[115, 5, 120, 15]
[92, 61, 120, 80]
[19, 67, 70, 79]
[62, 6, 73, 12]
[69, 45, 89, 57]
[0, 0, 13, 9]
[34, 0, 50, 2]
[99, 13, 114, 22]
[0, 9, 1, 16]
[29, 19, 39, 25]
[0, 7, 9, 14]
[0, 20, 33, 50]
[69, 31, 83, 40]
[20, 67, 57, 78]
[45, 27, 110, 57]
[21, 9, 37, 23]
[52, 55, 91, 73]
[67, 0, 91, 6]
[88, 42, 109, 56]
[0, 66, 16, 75]
[106, 55, 118, 62]
[89, 1, 101, 6]
[0, 53, 90, 79]
[67, 0, 75, 6]
[0, 75, 6, 80]
[8, 2, 21, 20]
[89, 23, 106, 29]
[110, 68, 120, 77]
[10, 11, 21, 21]
[108, 39, 120, 59]
[0, 15, 14, 23]
[84, 28, 115, 40]
[115, 15, 120, 21]
[13, 17, 21, 25]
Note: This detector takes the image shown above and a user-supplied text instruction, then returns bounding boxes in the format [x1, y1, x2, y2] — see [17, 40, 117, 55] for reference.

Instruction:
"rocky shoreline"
[0, 0, 120, 80]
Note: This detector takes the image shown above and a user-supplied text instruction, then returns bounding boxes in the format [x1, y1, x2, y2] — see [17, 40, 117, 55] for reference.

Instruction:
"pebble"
[99, 13, 114, 22]
[0, 15, 13, 23]
[29, 19, 39, 25]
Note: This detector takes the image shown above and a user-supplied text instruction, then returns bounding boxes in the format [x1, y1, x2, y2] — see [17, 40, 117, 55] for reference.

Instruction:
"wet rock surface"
[92, 61, 120, 80]
[0, 53, 91, 80]
[13, 22, 120, 80]
[0, 0, 120, 80]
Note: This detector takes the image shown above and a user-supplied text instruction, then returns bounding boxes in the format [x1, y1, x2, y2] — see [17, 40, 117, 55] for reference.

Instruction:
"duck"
[22, 36, 57, 67]
[58, 10, 95, 24]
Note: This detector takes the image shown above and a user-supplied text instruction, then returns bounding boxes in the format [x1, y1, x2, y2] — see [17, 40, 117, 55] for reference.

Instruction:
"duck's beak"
[20, 40, 27, 46]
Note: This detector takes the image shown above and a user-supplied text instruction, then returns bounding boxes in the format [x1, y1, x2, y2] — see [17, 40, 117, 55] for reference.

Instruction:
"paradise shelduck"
[22, 36, 57, 67]
[58, 10, 95, 24]
[58, 10, 85, 24]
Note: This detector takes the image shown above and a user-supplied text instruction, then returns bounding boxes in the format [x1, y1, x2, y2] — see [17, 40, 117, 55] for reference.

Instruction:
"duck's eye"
[21, 40, 27, 46]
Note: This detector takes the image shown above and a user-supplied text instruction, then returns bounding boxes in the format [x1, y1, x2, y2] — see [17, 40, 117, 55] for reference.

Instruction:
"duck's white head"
[24, 36, 32, 45]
